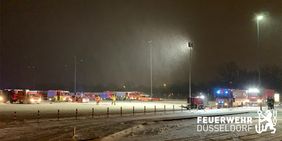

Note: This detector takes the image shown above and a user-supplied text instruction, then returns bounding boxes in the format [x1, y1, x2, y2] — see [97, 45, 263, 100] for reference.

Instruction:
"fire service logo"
[197, 109, 278, 134]
[197, 116, 253, 132]
[255, 109, 277, 134]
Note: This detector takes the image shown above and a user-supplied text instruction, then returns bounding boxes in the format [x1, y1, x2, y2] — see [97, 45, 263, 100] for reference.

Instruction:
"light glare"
[256, 15, 263, 21]
[274, 93, 280, 102]
[200, 95, 205, 99]
[247, 88, 260, 93]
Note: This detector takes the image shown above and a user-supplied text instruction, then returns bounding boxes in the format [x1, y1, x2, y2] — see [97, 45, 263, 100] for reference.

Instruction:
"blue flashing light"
[216, 90, 221, 94]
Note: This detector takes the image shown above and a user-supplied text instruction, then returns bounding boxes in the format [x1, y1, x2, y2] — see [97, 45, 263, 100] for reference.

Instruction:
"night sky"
[1, 0, 282, 90]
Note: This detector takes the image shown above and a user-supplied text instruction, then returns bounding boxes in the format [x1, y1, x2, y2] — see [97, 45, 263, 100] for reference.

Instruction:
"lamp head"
[256, 15, 264, 21]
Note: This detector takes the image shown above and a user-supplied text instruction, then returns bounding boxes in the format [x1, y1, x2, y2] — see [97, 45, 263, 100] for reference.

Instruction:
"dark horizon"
[1, 0, 282, 90]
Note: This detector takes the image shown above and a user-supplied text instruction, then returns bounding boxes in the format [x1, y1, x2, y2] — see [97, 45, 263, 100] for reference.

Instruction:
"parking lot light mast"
[148, 40, 153, 98]
[256, 15, 263, 87]
[187, 42, 193, 103]
[74, 56, 77, 95]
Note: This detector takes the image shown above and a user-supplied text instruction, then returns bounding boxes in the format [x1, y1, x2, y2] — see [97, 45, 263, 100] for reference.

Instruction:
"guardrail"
[10, 104, 186, 123]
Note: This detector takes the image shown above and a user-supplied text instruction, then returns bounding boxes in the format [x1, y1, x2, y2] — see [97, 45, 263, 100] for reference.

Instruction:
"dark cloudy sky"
[1, 0, 282, 90]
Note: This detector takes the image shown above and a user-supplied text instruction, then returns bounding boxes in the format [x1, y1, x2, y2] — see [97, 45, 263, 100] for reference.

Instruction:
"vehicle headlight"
[0, 96, 3, 101]
[216, 103, 218, 106]
[48, 98, 52, 101]
[63, 97, 66, 101]
[83, 98, 89, 102]
[245, 99, 249, 103]
[257, 99, 262, 103]
[30, 98, 34, 102]
[38, 98, 41, 102]
[224, 103, 228, 106]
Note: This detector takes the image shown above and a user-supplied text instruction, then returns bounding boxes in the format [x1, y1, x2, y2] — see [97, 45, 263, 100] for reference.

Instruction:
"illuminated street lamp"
[163, 83, 167, 98]
[256, 14, 264, 86]
[255, 14, 264, 110]
[187, 42, 193, 103]
[256, 15, 264, 21]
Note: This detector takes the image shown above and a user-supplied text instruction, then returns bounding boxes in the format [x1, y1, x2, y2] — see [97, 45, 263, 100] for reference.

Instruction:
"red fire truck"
[125, 92, 161, 101]
[232, 89, 248, 107]
[245, 88, 275, 106]
[126, 91, 142, 100]
[70, 92, 90, 103]
[262, 89, 275, 100]
[214, 88, 233, 108]
[6, 89, 42, 104]
[47, 90, 72, 102]
[137, 94, 161, 101]
[246, 88, 261, 105]
[185, 96, 206, 110]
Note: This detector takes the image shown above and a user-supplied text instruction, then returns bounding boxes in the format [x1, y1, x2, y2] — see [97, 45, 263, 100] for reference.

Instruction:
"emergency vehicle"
[245, 88, 275, 106]
[213, 88, 233, 108]
[5, 89, 42, 104]
[232, 89, 248, 107]
[137, 94, 161, 101]
[126, 91, 142, 100]
[47, 90, 72, 102]
[70, 92, 90, 103]
[0, 90, 9, 103]
[185, 96, 206, 110]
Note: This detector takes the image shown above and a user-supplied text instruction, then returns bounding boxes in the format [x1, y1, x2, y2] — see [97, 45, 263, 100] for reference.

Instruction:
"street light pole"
[256, 15, 263, 87]
[74, 56, 77, 95]
[149, 41, 153, 98]
[188, 42, 193, 103]
[256, 15, 263, 110]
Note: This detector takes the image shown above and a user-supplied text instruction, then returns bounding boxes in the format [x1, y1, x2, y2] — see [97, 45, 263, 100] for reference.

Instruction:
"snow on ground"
[0, 103, 262, 141]
[0, 100, 186, 122]
[102, 107, 282, 141]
